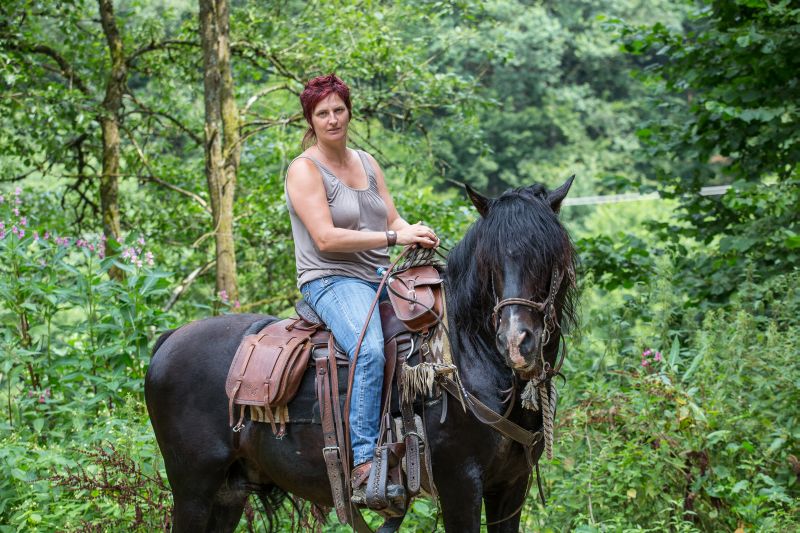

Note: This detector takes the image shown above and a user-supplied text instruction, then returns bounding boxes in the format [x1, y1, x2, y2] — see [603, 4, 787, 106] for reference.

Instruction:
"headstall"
[491, 266, 567, 381]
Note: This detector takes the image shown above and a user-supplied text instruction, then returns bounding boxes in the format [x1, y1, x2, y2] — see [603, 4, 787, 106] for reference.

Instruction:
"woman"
[284, 74, 438, 507]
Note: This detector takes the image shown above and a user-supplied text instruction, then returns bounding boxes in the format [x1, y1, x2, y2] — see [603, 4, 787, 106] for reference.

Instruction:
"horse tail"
[151, 329, 176, 357]
[253, 484, 327, 533]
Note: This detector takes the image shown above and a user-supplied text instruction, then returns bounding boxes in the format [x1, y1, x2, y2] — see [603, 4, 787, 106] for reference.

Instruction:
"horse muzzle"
[496, 324, 542, 371]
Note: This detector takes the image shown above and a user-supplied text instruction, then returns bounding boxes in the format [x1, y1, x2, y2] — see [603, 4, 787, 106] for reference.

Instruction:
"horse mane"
[446, 184, 579, 350]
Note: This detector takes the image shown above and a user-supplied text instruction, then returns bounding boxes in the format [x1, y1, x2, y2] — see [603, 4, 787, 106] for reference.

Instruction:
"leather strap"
[396, 351, 421, 495]
[439, 376, 543, 450]
[316, 356, 349, 524]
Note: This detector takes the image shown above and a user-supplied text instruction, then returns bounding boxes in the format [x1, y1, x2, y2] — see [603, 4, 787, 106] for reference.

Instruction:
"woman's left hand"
[397, 222, 439, 248]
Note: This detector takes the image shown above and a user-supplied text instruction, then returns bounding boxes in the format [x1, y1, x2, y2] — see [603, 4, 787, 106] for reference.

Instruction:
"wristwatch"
[386, 230, 397, 247]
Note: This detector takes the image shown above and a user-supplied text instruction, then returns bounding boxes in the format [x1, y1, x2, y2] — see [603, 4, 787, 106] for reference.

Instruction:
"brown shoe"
[350, 461, 372, 506]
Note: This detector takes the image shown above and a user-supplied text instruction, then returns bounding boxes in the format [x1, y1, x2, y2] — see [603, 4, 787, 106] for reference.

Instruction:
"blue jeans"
[301, 275, 388, 466]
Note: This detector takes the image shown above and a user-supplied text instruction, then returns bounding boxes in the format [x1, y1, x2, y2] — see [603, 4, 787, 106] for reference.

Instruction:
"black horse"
[145, 177, 578, 532]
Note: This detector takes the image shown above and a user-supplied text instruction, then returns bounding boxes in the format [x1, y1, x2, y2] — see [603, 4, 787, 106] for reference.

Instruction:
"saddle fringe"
[399, 362, 457, 405]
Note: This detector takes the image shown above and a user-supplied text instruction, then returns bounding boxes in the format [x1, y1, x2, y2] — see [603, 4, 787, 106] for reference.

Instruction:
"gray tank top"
[285, 150, 390, 288]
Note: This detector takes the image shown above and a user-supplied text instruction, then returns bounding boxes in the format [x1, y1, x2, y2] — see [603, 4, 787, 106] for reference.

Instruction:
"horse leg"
[206, 496, 247, 533]
[435, 463, 483, 532]
[168, 457, 237, 532]
[483, 476, 530, 533]
[205, 469, 250, 533]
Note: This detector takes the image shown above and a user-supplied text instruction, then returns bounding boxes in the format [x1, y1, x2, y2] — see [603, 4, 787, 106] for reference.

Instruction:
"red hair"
[299, 74, 352, 149]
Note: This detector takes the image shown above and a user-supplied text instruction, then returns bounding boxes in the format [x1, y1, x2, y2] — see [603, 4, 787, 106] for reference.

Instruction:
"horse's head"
[463, 176, 577, 379]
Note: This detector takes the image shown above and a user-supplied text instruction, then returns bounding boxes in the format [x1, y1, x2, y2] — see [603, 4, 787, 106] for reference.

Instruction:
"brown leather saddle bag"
[387, 265, 444, 333]
[225, 318, 318, 433]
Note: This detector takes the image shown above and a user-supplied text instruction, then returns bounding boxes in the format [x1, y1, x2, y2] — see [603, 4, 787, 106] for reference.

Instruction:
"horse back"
[145, 314, 276, 410]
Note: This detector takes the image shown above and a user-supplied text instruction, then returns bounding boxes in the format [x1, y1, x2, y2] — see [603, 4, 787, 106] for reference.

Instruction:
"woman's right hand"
[396, 222, 439, 248]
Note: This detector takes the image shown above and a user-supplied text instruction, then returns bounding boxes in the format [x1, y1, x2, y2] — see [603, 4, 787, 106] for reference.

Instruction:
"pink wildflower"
[33, 231, 39, 241]
[234, 300, 241, 309]
[138, 236, 145, 246]
[135, 259, 143, 268]
[11, 225, 19, 236]
[145, 251, 154, 266]
[88, 243, 95, 252]
[219, 290, 228, 302]
[18, 229, 25, 238]
[14, 187, 21, 196]
[641, 359, 650, 367]
[43, 231, 49, 240]
[643, 349, 652, 357]
[44, 387, 51, 397]
[28, 390, 34, 398]
[19, 216, 27, 227]
[654, 352, 663, 362]
[98, 248, 105, 259]
[13, 207, 19, 217]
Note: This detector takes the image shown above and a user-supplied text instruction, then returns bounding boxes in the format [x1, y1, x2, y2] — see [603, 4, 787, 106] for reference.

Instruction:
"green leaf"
[668, 336, 680, 369]
[706, 430, 731, 445]
[682, 351, 703, 382]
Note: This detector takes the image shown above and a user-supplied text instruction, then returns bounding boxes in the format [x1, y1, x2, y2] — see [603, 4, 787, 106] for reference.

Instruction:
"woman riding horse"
[145, 78, 578, 529]
[285, 74, 439, 506]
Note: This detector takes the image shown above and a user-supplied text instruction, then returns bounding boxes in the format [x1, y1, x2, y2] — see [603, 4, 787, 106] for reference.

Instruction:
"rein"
[345, 246, 570, 528]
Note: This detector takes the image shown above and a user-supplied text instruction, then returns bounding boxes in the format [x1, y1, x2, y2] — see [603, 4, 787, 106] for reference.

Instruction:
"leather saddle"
[224, 300, 411, 435]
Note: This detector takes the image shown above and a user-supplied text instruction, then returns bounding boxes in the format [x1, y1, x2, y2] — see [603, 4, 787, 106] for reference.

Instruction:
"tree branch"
[6, 41, 90, 94]
[230, 41, 304, 85]
[163, 260, 216, 312]
[237, 114, 302, 148]
[125, 93, 203, 145]
[126, 39, 198, 67]
[242, 84, 290, 116]
[123, 127, 212, 214]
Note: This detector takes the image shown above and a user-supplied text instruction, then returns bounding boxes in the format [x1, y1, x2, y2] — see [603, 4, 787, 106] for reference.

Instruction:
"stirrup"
[350, 461, 406, 514]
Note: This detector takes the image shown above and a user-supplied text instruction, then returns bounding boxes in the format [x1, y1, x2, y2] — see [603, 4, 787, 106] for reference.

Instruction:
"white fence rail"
[563, 184, 732, 207]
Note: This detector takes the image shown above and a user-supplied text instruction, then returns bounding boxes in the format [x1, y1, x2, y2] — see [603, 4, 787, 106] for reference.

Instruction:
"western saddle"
[225, 263, 444, 531]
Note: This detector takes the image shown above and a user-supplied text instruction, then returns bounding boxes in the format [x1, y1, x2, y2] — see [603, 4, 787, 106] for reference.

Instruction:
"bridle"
[490, 265, 567, 384]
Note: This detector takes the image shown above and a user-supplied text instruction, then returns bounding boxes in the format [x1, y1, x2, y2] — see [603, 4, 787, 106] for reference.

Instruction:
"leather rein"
[349, 249, 569, 525]
[442, 264, 570, 524]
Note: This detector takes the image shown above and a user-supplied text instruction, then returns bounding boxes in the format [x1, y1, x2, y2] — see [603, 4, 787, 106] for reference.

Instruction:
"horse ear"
[547, 175, 575, 213]
[465, 184, 491, 217]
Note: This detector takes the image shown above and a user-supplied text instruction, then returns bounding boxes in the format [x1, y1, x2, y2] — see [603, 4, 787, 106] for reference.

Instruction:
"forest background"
[1, 0, 798, 531]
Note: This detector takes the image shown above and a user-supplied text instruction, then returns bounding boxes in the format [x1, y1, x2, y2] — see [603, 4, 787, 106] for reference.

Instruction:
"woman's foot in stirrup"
[350, 461, 371, 506]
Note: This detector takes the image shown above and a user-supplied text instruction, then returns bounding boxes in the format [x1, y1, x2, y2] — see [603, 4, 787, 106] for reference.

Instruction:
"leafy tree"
[620, 0, 800, 303]
[428, 0, 686, 196]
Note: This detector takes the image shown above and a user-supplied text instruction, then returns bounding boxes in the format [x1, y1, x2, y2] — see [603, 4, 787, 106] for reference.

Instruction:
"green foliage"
[0, 186, 174, 434]
[520, 264, 800, 532]
[429, 0, 685, 196]
[618, 0, 800, 304]
[2, 0, 797, 531]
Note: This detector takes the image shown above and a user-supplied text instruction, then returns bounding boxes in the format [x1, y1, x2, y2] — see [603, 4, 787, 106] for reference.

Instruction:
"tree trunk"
[199, 0, 240, 306]
[98, 0, 125, 279]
